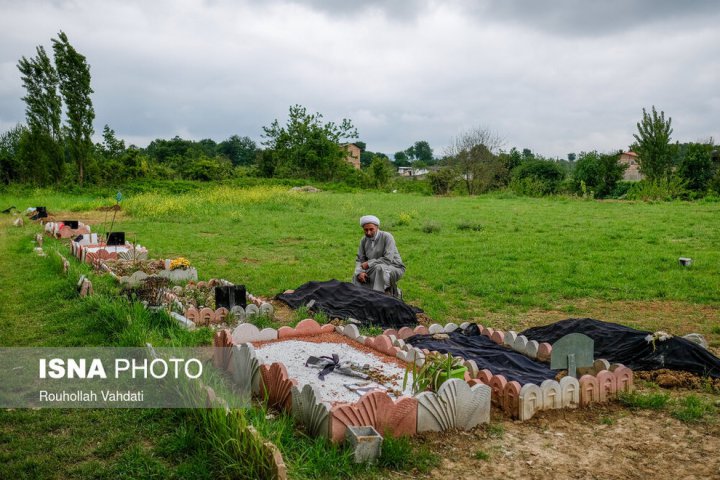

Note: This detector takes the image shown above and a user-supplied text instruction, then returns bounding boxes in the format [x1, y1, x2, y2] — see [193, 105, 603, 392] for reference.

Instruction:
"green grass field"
[1, 184, 718, 479]
[5, 185, 718, 322]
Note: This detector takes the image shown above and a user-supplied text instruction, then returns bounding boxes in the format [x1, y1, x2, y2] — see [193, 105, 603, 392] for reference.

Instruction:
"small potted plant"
[403, 352, 467, 394]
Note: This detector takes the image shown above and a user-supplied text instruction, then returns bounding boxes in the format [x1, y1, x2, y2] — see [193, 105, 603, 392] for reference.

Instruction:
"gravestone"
[551, 333, 594, 378]
[62, 220, 79, 229]
[107, 231, 125, 246]
[215, 285, 247, 310]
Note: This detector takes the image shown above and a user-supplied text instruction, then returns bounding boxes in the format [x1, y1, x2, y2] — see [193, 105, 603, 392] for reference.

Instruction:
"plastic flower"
[169, 257, 191, 270]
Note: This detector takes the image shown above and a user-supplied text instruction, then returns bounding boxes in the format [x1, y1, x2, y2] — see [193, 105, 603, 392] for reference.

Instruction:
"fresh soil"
[395, 402, 720, 480]
[635, 369, 720, 392]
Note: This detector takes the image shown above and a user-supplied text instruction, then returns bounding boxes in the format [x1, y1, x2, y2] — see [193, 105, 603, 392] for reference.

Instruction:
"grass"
[619, 390, 718, 424]
[0, 207, 444, 479]
[670, 394, 717, 423]
[473, 450, 491, 461]
[4, 185, 719, 329]
[618, 390, 671, 410]
[2, 184, 720, 477]
[486, 423, 505, 438]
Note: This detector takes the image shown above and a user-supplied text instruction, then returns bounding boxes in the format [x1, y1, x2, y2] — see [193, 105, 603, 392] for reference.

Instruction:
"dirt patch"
[635, 369, 720, 392]
[45, 210, 128, 227]
[394, 403, 720, 480]
[96, 204, 121, 212]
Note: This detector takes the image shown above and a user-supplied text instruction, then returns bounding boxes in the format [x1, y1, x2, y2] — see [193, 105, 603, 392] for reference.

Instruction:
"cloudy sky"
[1, 0, 718, 159]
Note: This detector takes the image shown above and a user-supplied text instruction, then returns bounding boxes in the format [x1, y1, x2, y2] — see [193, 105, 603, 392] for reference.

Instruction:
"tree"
[675, 141, 716, 191]
[633, 106, 673, 180]
[511, 159, 565, 196]
[368, 156, 394, 188]
[360, 150, 387, 169]
[405, 140, 434, 163]
[97, 125, 126, 159]
[17, 45, 63, 183]
[427, 167, 459, 195]
[573, 151, 627, 198]
[0, 125, 27, 184]
[393, 151, 410, 167]
[217, 135, 257, 166]
[445, 126, 504, 195]
[52, 31, 95, 185]
[261, 104, 357, 180]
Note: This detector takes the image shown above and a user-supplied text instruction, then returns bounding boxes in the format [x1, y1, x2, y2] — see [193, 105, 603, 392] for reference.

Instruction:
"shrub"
[626, 176, 688, 201]
[609, 181, 634, 198]
[572, 151, 627, 198]
[510, 159, 565, 196]
[396, 212, 413, 226]
[509, 177, 553, 197]
[421, 221, 442, 233]
[426, 167, 459, 195]
[457, 221, 483, 231]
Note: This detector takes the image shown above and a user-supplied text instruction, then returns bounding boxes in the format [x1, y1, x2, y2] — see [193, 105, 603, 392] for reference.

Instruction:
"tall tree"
[217, 135, 257, 166]
[633, 106, 673, 180]
[0, 125, 27, 184]
[445, 126, 504, 195]
[97, 125, 126, 159]
[17, 45, 63, 183]
[261, 104, 357, 180]
[405, 140, 434, 163]
[393, 151, 410, 167]
[52, 31, 95, 185]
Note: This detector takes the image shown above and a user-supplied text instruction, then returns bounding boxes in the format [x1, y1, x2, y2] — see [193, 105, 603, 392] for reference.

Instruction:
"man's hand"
[361, 261, 369, 270]
[357, 272, 367, 283]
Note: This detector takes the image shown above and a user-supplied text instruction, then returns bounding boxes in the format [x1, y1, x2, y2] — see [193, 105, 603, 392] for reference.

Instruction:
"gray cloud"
[0, 0, 718, 158]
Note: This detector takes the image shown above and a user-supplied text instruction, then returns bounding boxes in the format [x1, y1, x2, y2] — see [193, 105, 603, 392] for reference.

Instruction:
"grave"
[551, 333, 595, 378]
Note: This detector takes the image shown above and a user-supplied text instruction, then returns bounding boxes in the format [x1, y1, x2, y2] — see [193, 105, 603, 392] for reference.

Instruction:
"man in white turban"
[353, 215, 405, 296]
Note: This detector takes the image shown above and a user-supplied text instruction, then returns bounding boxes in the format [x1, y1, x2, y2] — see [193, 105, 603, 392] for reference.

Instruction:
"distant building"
[619, 151, 643, 181]
[397, 166, 429, 177]
[341, 143, 361, 169]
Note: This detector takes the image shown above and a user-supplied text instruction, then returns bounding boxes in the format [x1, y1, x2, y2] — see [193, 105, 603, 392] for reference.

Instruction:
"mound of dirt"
[635, 369, 720, 391]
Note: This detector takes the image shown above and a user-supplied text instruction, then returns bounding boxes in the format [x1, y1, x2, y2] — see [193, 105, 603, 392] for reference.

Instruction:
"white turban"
[359, 215, 380, 227]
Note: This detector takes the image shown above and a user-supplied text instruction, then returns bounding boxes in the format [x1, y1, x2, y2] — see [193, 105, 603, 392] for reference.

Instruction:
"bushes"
[427, 167, 459, 195]
[572, 151, 627, 198]
[510, 159, 565, 196]
[626, 176, 688, 201]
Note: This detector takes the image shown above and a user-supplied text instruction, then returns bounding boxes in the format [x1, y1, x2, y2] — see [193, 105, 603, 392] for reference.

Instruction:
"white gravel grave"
[254, 340, 414, 404]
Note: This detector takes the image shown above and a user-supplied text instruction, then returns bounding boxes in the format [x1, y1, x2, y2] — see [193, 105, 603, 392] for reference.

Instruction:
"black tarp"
[406, 324, 559, 385]
[277, 279, 420, 329]
[520, 318, 720, 378]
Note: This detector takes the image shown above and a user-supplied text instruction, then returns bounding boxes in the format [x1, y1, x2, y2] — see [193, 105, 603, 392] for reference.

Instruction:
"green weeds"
[618, 390, 670, 410]
[671, 394, 716, 423]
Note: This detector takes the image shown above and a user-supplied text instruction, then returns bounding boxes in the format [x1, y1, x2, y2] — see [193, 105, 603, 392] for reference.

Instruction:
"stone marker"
[230, 305, 246, 323]
[245, 303, 259, 318]
[416, 379, 491, 431]
[291, 384, 330, 438]
[551, 333, 594, 378]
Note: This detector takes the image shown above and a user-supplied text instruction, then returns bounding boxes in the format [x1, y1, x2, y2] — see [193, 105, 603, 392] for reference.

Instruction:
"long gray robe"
[352, 230, 405, 293]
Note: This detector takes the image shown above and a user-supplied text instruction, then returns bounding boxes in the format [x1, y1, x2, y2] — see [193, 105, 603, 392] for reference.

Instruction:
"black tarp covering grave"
[520, 318, 720, 378]
[277, 279, 420, 329]
[406, 324, 559, 385]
